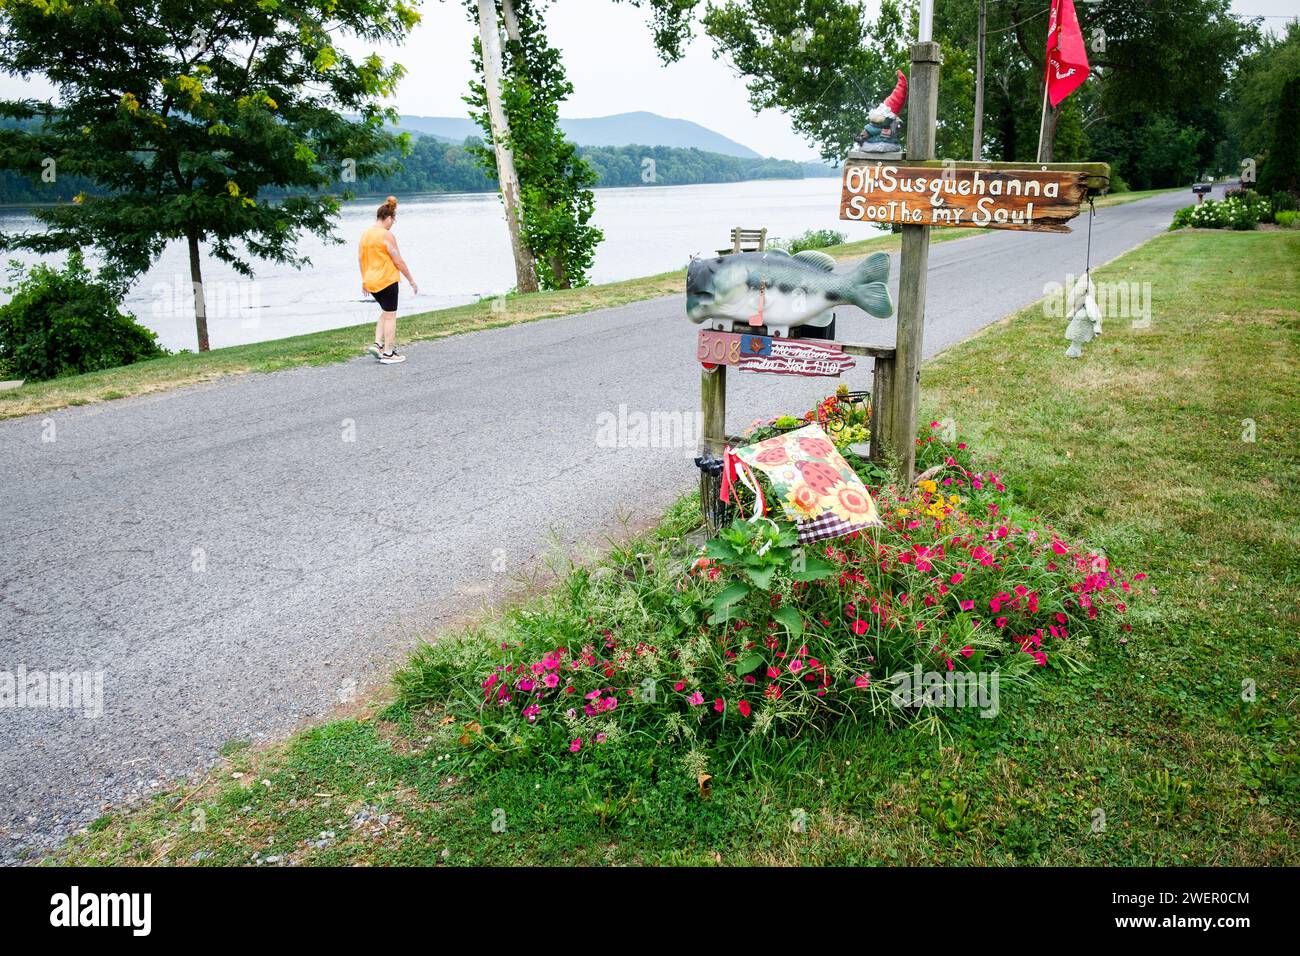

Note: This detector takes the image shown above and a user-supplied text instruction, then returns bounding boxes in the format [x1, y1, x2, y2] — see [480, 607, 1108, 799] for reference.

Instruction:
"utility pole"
[475, 0, 539, 294]
[972, 0, 985, 161]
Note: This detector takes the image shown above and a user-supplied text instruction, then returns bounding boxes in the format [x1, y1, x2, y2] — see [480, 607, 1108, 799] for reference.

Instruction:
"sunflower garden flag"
[732, 424, 881, 543]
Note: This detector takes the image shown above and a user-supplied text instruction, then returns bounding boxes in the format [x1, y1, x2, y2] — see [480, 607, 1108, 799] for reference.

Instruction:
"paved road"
[0, 187, 1196, 861]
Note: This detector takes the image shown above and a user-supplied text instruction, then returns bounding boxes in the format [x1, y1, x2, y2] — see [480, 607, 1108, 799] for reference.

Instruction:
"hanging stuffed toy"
[1063, 271, 1103, 358]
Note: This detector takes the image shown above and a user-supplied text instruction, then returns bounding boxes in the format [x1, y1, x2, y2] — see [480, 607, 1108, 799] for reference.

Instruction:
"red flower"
[714, 697, 725, 712]
[737, 700, 751, 717]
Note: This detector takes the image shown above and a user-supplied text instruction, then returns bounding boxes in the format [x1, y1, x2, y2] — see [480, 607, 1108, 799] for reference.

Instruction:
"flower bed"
[400, 410, 1145, 765]
[1170, 189, 1277, 231]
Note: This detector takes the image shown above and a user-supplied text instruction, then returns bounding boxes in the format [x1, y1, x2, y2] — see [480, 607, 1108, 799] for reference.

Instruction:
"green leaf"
[735, 651, 765, 676]
[790, 556, 837, 582]
[704, 539, 739, 562]
[772, 605, 804, 639]
[708, 582, 750, 624]
[744, 564, 777, 589]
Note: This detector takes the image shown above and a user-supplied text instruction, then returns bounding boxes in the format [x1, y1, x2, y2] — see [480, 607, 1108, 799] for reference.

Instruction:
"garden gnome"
[1064, 272, 1103, 358]
[850, 70, 907, 160]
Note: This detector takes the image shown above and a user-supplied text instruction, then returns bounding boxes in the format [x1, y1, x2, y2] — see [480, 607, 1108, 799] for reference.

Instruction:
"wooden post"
[890, 40, 942, 481]
[699, 363, 728, 529]
[869, 354, 894, 465]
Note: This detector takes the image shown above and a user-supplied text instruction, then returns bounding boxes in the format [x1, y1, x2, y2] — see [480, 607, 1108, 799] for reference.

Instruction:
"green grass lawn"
[0, 228, 979, 422]
[44, 228, 1298, 867]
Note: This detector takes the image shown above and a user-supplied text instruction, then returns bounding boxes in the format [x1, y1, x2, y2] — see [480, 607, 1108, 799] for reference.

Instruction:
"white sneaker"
[366, 342, 382, 357]
[378, 350, 406, 365]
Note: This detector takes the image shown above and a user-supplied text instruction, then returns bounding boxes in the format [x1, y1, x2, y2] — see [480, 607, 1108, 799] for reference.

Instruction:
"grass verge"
[45, 228, 1297, 866]
[0, 228, 980, 422]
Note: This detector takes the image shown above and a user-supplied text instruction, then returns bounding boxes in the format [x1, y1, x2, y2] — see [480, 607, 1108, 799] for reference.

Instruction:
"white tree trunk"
[476, 0, 538, 294]
[500, 0, 523, 45]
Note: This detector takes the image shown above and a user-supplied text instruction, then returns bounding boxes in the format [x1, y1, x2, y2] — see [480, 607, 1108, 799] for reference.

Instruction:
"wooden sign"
[839, 160, 1090, 233]
[698, 329, 855, 377]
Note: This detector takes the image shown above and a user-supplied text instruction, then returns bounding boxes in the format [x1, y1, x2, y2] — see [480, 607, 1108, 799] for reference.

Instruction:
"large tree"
[0, 0, 419, 351]
[465, 0, 602, 290]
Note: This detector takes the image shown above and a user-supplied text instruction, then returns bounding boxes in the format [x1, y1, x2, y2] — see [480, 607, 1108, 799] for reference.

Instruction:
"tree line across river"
[0, 131, 834, 205]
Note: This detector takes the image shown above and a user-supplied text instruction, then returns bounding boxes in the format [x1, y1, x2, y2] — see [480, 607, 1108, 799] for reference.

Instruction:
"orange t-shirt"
[360, 226, 399, 293]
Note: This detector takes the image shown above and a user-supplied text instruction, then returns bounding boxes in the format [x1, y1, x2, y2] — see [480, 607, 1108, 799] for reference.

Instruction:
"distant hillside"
[396, 110, 762, 159]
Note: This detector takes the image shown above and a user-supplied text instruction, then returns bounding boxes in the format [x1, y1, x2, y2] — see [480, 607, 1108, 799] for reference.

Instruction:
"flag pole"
[1035, 78, 1050, 163]
[1035, 0, 1055, 163]
[972, 0, 985, 160]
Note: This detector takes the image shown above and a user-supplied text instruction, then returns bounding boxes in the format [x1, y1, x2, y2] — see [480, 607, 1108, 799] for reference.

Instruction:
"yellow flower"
[919, 479, 937, 495]
[783, 482, 822, 521]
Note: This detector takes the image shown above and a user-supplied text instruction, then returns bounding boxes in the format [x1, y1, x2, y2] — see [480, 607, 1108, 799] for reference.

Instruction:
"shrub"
[1169, 204, 1197, 230]
[1276, 210, 1299, 229]
[1169, 192, 1273, 231]
[395, 417, 1142, 767]
[0, 252, 163, 381]
[772, 229, 847, 253]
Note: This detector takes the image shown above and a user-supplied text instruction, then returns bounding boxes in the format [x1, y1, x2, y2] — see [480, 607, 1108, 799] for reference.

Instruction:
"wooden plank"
[897, 159, 1110, 192]
[840, 343, 896, 360]
[698, 330, 857, 377]
[738, 338, 856, 377]
[699, 332, 894, 361]
[840, 162, 1090, 233]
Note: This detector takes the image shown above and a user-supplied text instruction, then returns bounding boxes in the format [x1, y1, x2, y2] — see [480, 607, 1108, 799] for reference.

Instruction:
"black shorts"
[371, 282, 399, 312]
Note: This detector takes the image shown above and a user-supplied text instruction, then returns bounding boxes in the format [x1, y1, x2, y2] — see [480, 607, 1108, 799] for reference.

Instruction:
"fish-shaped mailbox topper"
[686, 249, 893, 338]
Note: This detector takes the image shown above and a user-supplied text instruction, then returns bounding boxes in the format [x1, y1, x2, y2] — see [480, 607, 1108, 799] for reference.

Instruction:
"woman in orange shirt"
[359, 196, 418, 364]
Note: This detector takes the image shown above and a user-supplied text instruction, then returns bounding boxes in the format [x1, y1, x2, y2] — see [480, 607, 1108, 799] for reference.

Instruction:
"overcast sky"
[1, 0, 1295, 160]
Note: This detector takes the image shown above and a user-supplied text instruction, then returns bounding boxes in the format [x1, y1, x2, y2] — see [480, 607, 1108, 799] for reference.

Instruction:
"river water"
[0, 177, 874, 352]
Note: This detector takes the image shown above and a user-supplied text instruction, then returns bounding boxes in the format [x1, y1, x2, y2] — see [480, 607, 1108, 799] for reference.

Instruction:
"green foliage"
[1171, 190, 1273, 231]
[1, 133, 823, 203]
[354, 135, 496, 194]
[0, 0, 419, 350]
[770, 229, 846, 253]
[393, 421, 1139, 770]
[0, 252, 163, 381]
[580, 143, 812, 187]
[466, 0, 603, 290]
[1258, 76, 1300, 200]
[1090, 114, 1204, 192]
[1275, 210, 1300, 229]
[701, 0, 911, 163]
[1221, 21, 1300, 172]
[697, 0, 1252, 181]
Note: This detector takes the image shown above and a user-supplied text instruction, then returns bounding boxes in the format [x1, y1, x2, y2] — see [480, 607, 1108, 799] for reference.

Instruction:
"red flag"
[1045, 0, 1090, 108]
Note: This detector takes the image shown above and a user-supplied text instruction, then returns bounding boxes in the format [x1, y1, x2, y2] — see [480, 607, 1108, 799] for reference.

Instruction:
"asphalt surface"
[0, 187, 1197, 861]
